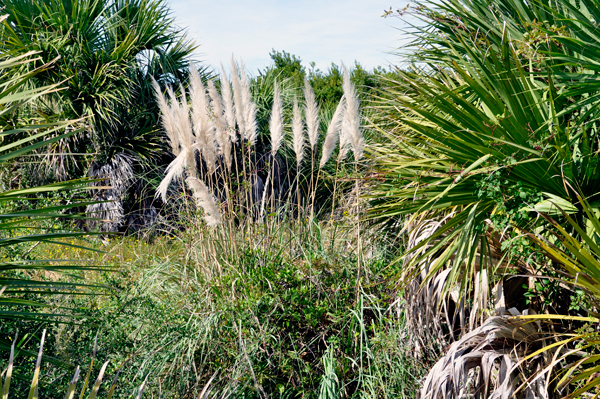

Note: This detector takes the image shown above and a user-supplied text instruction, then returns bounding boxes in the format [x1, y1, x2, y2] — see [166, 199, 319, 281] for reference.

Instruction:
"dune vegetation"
[2, 0, 600, 398]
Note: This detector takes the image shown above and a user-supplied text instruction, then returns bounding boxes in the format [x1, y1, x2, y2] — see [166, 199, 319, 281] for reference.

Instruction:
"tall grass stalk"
[341, 65, 364, 296]
[230, 58, 250, 212]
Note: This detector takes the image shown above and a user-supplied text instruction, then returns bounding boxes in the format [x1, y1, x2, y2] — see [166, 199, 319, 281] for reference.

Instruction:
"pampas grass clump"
[153, 59, 364, 225]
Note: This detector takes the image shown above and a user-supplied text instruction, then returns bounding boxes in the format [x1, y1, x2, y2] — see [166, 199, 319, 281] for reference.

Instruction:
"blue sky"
[167, 0, 410, 74]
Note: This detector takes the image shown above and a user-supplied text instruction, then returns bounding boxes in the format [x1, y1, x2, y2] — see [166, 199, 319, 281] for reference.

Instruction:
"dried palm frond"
[86, 152, 134, 232]
[304, 77, 320, 151]
[420, 311, 552, 399]
[400, 212, 506, 357]
[320, 95, 345, 167]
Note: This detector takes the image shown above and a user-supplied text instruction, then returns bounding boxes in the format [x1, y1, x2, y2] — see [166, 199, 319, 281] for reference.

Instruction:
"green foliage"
[0, 0, 197, 180]
[368, 0, 600, 396]
[23, 219, 424, 398]
[0, 330, 147, 398]
[0, 43, 107, 325]
[368, 0, 600, 308]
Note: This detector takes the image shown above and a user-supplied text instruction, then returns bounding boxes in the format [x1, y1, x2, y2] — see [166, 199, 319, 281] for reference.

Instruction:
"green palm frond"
[0, 40, 108, 322]
[0, 331, 146, 398]
[369, 0, 600, 311]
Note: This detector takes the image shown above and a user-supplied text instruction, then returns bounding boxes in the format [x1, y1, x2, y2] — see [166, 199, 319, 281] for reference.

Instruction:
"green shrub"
[28, 218, 424, 398]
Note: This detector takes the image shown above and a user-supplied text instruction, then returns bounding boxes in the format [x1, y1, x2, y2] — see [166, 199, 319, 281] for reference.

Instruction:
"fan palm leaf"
[0, 39, 108, 323]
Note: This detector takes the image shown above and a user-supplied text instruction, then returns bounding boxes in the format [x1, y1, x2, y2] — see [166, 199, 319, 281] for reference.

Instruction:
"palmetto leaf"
[0, 40, 110, 323]
[369, 0, 600, 330]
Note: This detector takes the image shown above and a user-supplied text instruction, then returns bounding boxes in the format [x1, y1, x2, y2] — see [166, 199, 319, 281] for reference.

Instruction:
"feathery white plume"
[156, 148, 191, 201]
[337, 119, 350, 162]
[320, 95, 346, 167]
[186, 176, 222, 226]
[269, 80, 284, 157]
[239, 62, 257, 145]
[342, 65, 363, 161]
[207, 80, 227, 151]
[245, 101, 258, 145]
[220, 63, 237, 143]
[292, 98, 305, 166]
[152, 79, 180, 155]
[189, 66, 218, 173]
[189, 66, 210, 134]
[231, 57, 245, 139]
[207, 79, 232, 168]
[171, 88, 197, 171]
[304, 77, 320, 151]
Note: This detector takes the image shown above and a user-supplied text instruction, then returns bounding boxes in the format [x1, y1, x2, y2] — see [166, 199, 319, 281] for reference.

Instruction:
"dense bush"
[9, 217, 424, 398]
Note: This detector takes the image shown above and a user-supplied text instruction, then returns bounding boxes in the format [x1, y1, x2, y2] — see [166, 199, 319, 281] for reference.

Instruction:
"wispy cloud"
[168, 0, 410, 73]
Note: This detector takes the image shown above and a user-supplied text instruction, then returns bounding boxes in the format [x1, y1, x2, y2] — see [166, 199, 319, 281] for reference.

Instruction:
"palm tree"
[369, 0, 600, 396]
[0, 0, 198, 232]
[0, 26, 108, 330]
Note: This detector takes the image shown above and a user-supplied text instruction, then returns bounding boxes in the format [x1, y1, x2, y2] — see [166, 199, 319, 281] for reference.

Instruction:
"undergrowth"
[1, 215, 425, 398]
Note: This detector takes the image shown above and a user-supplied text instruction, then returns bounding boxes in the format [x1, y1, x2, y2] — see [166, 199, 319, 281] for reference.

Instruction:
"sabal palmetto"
[517, 193, 600, 398]
[369, 0, 600, 396]
[0, 0, 197, 232]
[426, 191, 600, 398]
[0, 29, 108, 326]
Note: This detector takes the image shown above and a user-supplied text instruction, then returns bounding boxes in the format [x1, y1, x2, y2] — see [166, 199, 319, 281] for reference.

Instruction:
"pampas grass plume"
[245, 102, 258, 145]
[220, 63, 237, 143]
[304, 77, 320, 151]
[231, 57, 246, 140]
[189, 65, 218, 172]
[320, 95, 345, 167]
[152, 78, 180, 155]
[186, 176, 222, 226]
[207, 80, 227, 148]
[207, 79, 234, 169]
[269, 80, 284, 156]
[342, 65, 363, 161]
[292, 98, 305, 166]
[156, 148, 190, 201]
[189, 65, 210, 134]
[172, 87, 197, 171]
[239, 62, 258, 145]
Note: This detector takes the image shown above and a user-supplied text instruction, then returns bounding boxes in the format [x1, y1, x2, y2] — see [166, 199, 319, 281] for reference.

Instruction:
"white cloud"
[167, 0, 411, 73]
